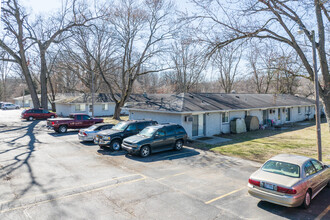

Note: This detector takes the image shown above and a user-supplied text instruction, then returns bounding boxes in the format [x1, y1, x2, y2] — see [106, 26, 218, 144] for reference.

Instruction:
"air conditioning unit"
[185, 116, 193, 122]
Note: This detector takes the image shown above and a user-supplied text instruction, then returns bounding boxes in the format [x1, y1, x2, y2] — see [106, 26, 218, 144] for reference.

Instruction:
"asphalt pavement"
[0, 109, 329, 219]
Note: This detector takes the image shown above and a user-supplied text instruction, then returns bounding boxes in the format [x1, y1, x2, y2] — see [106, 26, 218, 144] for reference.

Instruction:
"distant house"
[123, 93, 315, 138]
[13, 93, 72, 109]
[13, 95, 39, 108]
[55, 93, 132, 117]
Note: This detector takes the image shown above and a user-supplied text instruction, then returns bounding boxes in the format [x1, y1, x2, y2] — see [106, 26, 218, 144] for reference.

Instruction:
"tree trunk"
[51, 102, 56, 112]
[320, 93, 330, 132]
[112, 102, 122, 120]
[40, 50, 48, 110]
[21, 62, 40, 109]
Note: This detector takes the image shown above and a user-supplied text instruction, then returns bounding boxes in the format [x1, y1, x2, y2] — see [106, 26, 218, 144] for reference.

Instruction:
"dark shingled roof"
[124, 93, 315, 113]
[55, 93, 138, 104]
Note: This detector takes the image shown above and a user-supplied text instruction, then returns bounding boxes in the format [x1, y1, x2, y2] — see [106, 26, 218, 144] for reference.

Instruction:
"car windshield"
[112, 122, 128, 131]
[138, 127, 158, 137]
[262, 160, 300, 178]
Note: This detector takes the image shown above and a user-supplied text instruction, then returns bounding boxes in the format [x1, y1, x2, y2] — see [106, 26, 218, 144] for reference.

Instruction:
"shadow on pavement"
[257, 188, 330, 219]
[47, 130, 79, 137]
[96, 147, 200, 162]
[125, 147, 200, 163]
[0, 120, 59, 209]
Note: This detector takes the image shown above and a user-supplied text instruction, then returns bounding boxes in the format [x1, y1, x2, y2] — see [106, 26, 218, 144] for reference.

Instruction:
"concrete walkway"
[191, 136, 231, 145]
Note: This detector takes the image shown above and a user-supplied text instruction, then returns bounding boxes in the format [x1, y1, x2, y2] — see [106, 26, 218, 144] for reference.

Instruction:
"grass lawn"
[192, 119, 330, 164]
[101, 115, 129, 125]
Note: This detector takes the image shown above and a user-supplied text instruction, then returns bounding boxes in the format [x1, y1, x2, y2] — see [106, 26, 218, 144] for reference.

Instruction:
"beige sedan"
[248, 154, 330, 209]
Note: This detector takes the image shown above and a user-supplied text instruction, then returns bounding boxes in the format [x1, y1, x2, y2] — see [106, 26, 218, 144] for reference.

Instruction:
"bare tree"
[272, 52, 302, 95]
[30, 0, 98, 110]
[60, 23, 115, 96]
[212, 44, 243, 93]
[190, 0, 330, 131]
[0, 0, 40, 108]
[0, 58, 14, 101]
[247, 42, 276, 93]
[100, 0, 175, 119]
[169, 37, 206, 93]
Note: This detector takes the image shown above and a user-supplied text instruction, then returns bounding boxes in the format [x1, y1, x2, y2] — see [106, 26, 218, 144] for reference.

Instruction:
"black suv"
[122, 124, 188, 157]
[94, 120, 157, 151]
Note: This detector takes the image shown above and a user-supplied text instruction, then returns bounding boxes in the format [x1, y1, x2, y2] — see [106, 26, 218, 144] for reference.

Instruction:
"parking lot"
[0, 110, 329, 219]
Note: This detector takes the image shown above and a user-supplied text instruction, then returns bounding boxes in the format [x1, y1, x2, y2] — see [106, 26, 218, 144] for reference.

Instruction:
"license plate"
[263, 182, 274, 190]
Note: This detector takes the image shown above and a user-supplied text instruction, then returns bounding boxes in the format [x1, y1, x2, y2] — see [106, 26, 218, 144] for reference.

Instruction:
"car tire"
[110, 140, 121, 151]
[15, 107, 19, 109]
[174, 140, 183, 151]
[140, 145, 150, 158]
[302, 190, 311, 209]
[58, 125, 67, 133]
[28, 116, 34, 121]
[3, 107, 7, 110]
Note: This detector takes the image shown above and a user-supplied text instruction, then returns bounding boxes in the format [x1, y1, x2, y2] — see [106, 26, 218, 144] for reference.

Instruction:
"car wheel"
[302, 190, 311, 209]
[110, 140, 121, 151]
[15, 106, 19, 109]
[50, 115, 55, 119]
[28, 116, 34, 121]
[3, 107, 7, 110]
[174, 140, 183, 151]
[140, 145, 150, 157]
[58, 125, 67, 133]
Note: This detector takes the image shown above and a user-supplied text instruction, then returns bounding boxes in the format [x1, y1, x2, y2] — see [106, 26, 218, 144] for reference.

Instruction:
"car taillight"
[83, 132, 87, 136]
[277, 186, 297, 194]
[248, 178, 260, 187]
[52, 122, 55, 125]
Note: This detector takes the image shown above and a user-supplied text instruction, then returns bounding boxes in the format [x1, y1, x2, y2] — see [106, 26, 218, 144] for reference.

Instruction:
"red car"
[47, 113, 104, 133]
[21, 109, 57, 121]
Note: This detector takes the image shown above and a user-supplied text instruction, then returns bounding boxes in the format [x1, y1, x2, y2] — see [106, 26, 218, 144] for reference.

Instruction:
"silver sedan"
[78, 123, 114, 142]
[248, 154, 329, 209]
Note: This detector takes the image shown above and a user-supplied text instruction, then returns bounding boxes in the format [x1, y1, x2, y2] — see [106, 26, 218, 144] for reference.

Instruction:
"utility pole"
[22, 86, 25, 108]
[91, 70, 95, 118]
[312, 30, 322, 161]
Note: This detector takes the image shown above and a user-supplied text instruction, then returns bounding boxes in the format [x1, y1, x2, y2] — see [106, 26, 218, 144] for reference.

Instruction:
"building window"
[278, 108, 281, 120]
[75, 104, 86, 111]
[298, 107, 301, 114]
[102, 104, 108, 111]
[308, 106, 311, 113]
[222, 112, 229, 123]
